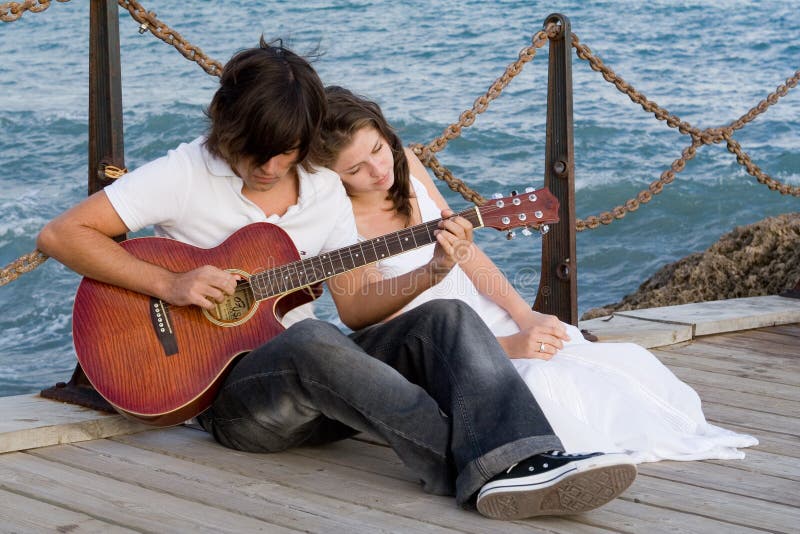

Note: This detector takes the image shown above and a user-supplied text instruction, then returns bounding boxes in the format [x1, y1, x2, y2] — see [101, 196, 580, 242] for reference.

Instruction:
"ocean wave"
[1, 0, 798, 396]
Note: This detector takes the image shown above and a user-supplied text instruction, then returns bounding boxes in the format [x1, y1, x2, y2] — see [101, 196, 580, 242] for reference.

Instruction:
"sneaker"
[476, 451, 637, 520]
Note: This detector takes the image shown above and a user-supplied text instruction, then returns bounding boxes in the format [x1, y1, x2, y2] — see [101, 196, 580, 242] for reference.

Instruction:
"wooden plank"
[707, 449, 800, 481]
[729, 327, 800, 349]
[714, 422, 800, 459]
[653, 349, 800, 385]
[31, 439, 456, 534]
[616, 296, 800, 336]
[625, 472, 800, 533]
[575, 495, 766, 534]
[696, 334, 800, 359]
[637, 459, 799, 507]
[687, 381, 800, 418]
[667, 365, 800, 402]
[663, 340, 800, 371]
[113, 427, 632, 534]
[0, 394, 150, 453]
[0, 487, 136, 533]
[700, 401, 800, 437]
[114, 427, 592, 533]
[282, 432, 768, 534]
[0, 452, 296, 533]
[0, 320, 795, 534]
[578, 314, 693, 348]
[764, 324, 800, 338]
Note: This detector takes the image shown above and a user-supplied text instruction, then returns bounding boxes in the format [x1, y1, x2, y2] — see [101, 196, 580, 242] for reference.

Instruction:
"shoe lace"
[547, 450, 584, 457]
[504, 451, 590, 475]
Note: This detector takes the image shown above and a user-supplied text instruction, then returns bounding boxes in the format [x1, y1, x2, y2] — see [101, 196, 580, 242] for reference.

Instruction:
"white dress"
[371, 176, 757, 463]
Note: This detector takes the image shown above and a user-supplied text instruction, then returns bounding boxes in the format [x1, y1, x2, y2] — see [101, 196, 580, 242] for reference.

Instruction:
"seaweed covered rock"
[581, 212, 800, 320]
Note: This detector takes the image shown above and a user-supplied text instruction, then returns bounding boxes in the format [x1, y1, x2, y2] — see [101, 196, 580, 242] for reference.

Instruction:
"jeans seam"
[219, 369, 448, 460]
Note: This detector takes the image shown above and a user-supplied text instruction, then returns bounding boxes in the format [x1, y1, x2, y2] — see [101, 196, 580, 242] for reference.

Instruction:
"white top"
[368, 175, 757, 463]
[105, 137, 359, 325]
[368, 176, 516, 335]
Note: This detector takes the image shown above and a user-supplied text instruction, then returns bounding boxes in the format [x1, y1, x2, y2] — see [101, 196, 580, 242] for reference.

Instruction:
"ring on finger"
[539, 342, 546, 353]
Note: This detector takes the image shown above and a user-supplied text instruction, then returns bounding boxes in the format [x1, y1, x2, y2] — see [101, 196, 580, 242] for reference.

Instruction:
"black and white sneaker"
[476, 451, 637, 520]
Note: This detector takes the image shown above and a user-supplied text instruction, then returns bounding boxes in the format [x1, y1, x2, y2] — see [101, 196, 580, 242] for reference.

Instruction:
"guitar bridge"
[149, 298, 178, 356]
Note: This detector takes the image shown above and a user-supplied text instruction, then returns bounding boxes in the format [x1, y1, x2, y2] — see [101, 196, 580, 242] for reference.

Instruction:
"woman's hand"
[498, 313, 570, 360]
[428, 209, 474, 283]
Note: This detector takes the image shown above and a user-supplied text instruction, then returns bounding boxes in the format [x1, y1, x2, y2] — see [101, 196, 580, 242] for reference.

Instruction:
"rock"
[581, 212, 800, 320]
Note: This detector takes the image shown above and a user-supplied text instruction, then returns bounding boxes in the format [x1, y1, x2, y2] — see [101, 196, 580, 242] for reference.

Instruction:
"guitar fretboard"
[249, 207, 482, 300]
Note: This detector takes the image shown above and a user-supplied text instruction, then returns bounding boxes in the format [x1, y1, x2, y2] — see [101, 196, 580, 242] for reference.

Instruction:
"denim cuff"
[455, 435, 564, 505]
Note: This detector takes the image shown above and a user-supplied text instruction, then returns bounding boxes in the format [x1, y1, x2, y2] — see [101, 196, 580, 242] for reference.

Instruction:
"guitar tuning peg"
[506, 230, 516, 240]
[539, 225, 550, 235]
[510, 190, 518, 196]
[521, 227, 533, 236]
[492, 192, 503, 199]
[524, 186, 535, 193]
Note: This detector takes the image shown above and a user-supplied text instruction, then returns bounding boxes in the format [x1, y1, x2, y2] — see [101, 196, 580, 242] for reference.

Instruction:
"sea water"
[0, 0, 798, 396]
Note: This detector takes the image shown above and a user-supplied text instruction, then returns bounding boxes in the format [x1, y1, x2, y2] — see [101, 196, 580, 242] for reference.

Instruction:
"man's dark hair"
[205, 38, 325, 172]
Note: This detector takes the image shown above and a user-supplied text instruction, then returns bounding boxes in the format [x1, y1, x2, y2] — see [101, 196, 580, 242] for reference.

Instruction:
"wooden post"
[88, 0, 126, 198]
[40, 0, 123, 412]
[533, 13, 578, 325]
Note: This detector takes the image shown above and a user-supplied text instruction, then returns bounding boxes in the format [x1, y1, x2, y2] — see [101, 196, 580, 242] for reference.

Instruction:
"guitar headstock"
[478, 187, 559, 237]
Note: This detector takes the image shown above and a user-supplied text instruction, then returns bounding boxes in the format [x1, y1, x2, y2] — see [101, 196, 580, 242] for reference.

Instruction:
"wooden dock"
[0, 296, 798, 533]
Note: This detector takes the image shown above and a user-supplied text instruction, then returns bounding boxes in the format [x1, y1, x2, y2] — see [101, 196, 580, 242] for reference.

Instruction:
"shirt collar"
[202, 143, 236, 178]
[200, 138, 325, 212]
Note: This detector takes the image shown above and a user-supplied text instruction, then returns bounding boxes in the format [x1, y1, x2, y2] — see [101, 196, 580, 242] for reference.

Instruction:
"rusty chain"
[117, 0, 223, 77]
[410, 25, 558, 202]
[1, 0, 223, 76]
[0, 0, 70, 23]
[575, 139, 703, 230]
[417, 25, 557, 156]
[726, 134, 800, 197]
[413, 27, 797, 225]
[571, 34, 800, 227]
[406, 146, 487, 205]
[0, 250, 48, 287]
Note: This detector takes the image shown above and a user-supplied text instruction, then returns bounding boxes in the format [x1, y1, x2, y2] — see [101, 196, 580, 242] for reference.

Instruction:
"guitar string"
[256, 198, 545, 293]
[165, 198, 546, 308]
[242, 209, 472, 296]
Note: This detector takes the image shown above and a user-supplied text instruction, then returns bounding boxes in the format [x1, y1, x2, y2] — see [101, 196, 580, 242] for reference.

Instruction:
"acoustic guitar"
[72, 188, 559, 426]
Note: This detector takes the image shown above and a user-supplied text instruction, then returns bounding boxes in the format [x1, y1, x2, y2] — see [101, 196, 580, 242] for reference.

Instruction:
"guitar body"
[72, 223, 316, 427]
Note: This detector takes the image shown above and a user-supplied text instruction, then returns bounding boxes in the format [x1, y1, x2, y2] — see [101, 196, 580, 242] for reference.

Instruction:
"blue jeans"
[197, 299, 563, 505]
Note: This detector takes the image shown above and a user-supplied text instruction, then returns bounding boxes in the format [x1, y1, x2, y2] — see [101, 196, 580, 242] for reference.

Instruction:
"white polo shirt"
[104, 137, 358, 325]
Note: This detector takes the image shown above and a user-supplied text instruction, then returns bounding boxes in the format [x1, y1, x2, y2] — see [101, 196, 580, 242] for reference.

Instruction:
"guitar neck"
[249, 206, 482, 300]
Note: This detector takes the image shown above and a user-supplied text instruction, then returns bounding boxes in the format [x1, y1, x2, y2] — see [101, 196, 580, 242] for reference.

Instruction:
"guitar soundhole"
[203, 271, 258, 327]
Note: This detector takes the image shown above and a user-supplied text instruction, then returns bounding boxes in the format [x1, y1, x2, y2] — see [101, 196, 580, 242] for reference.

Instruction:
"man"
[37, 39, 636, 520]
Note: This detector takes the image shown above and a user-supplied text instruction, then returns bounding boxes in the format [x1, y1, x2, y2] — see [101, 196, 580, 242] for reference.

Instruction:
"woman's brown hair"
[314, 86, 412, 221]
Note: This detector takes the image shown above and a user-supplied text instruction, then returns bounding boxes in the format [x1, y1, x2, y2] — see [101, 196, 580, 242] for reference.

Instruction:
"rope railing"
[1, 0, 797, 286]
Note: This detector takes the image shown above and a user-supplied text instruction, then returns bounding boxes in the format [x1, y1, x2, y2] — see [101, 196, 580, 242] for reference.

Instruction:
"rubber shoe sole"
[477, 460, 637, 520]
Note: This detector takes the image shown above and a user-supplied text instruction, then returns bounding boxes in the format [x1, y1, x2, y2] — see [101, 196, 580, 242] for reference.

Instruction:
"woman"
[314, 86, 757, 463]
